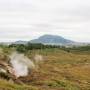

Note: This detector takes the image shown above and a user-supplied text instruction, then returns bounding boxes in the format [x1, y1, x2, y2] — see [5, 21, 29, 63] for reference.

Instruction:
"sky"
[0, 0, 90, 42]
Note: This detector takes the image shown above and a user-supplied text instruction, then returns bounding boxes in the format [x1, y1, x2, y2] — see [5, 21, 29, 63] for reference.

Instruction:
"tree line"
[1, 43, 90, 53]
[8, 43, 61, 53]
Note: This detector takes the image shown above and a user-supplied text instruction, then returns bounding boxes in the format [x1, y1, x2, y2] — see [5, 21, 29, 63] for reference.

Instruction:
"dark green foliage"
[64, 45, 90, 52]
[4, 43, 90, 53]
[8, 43, 61, 53]
[8, 44, 17, 48]
[26, 43, 44, 50]
[16, 44, 26, 53]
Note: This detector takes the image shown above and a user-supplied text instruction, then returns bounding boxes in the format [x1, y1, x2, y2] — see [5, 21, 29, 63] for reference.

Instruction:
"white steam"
[34, 55, 43, 64]
[10, 52, 35, 77]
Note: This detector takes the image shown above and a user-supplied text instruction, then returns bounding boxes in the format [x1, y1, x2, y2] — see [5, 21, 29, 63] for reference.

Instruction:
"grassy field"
[0, 48, 90, 90]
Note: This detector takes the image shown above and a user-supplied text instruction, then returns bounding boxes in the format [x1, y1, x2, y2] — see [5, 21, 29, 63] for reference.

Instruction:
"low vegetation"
[0, 43, 90, 90]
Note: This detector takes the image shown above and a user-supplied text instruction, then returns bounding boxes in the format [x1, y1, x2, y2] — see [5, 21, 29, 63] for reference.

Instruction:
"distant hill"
[0, 35, 89, 46]
[13, 40, 28, 45]
[30, 35, 75, 45]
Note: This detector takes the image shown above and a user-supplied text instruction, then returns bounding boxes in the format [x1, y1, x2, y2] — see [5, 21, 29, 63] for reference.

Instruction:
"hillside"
[0, 47, 90, 90]
[30, 35, 74, 45]
[13, 40, 27, 45]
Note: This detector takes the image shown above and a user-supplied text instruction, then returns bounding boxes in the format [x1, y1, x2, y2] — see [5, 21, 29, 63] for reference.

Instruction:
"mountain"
[13, 40, 28, 45]
[30, 35, 75, 45]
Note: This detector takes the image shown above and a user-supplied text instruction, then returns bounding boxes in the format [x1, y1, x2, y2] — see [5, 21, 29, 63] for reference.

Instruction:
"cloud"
[0, 0, 90, 42]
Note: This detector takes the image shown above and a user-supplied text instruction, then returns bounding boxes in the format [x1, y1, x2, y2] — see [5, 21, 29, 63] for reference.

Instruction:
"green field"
[0, 47, 90, 90]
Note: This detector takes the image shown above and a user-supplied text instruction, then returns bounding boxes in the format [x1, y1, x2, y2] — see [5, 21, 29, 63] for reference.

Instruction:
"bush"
[16, 44, 26, 53]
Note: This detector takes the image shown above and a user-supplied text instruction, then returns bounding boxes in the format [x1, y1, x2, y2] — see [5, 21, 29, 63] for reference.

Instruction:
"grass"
[27, 48, 90, 90]
[0, 48, 90, 90]
[0, 79, 38, 90]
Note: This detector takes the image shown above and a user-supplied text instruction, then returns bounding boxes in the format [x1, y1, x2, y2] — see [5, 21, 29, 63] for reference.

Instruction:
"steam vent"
[0, 52, 25, 84]
[0, 50, 43, 85]
[0, 53, 31, 84]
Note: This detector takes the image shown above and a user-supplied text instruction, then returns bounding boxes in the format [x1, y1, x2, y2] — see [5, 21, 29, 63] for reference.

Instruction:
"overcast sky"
[0, 0, 90, 42]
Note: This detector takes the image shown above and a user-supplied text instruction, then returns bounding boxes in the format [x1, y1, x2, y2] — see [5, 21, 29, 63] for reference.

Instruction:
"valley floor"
[0, 48, 90, 90]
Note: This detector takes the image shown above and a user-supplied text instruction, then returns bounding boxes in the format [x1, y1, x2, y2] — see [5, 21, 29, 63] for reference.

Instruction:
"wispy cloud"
[0, 0, 90, 42]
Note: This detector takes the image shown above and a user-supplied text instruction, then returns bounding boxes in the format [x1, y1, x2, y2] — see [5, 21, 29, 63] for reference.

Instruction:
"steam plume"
[10, 52, 35, 77]
[34, 54, 43, 64]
